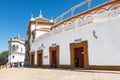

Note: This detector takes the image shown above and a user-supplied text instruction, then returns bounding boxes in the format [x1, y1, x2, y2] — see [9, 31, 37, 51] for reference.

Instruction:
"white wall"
[30, 14, 120, 66]
[31, 24, 52, 32]
[88, 17, 120, 66]
[10, 42, 25, 53]
[35, 31, 47, 39]
[9, 54, 25, 62]
[30, 24, 52, 44]
[8, 41, 25, 63]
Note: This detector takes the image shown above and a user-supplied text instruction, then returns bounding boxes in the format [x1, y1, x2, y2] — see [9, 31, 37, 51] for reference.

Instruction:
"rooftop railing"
[35, 8, 120, 42]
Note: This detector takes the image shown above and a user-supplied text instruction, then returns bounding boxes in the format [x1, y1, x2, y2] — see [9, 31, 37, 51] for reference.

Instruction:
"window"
[12, 45, 18, 52]
[12, 45, 16, 51]
[21, 48, 22, 52]
[32, 32, 35, 42]
[16, 45, 19, 49]
[12, 56, 14, 59]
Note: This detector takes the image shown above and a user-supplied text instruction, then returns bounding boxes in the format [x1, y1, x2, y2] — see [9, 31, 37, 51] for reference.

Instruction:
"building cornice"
[8, 41, 25, 45]
[52, 0, 120, 28]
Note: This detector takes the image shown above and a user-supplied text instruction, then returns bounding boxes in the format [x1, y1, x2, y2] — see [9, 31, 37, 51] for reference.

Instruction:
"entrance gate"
[70, 41, 89, 69]
[31, 54, 34, 66]
[37, 54, 42, 67]
[74, 47, 84, 67]
[37, 50, 43, 67]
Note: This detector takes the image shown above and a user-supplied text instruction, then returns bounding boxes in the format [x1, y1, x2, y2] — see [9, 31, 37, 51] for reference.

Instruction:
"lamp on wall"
[41, 43, 45, 48]
[38, 44, 45, 50]
[32, 49, 34, 52]
[93, 30, 97, 39]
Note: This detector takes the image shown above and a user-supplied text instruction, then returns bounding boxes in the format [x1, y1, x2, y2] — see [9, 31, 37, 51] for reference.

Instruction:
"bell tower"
[27, 11, 54, 43]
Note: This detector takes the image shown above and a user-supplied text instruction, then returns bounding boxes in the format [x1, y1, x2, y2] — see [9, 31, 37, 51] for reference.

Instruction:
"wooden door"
[31, 55, 34, 66]
[51, 50, 57, 67]
[74, 47, 84, 67]
[37, 54, 42, 66]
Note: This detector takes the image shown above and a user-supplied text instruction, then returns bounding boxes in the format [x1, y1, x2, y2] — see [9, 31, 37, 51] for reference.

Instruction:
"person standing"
[17, 61, 20, 68]
[75, 58, 79, 69]
[21, 62, 24, 68]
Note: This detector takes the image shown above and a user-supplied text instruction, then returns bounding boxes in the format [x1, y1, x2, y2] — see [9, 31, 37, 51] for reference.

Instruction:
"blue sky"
[0, 0, 109, 52]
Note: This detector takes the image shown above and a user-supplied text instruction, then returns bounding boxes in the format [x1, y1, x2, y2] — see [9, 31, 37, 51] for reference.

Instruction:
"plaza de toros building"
[27, 0, 120, 70]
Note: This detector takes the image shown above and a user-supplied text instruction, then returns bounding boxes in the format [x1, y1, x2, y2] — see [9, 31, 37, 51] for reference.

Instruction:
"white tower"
[8, 35, 26, 64]
[27, 11, 54, 43]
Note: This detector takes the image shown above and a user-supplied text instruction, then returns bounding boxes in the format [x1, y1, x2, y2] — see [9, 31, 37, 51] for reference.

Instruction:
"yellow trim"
[0, 66, 1, 69]
[94, 8, 108, 14]
[49, 46, 59, 68]
[69, 41, 120, 70]
[89, 66, 120, 70]
[32, 28, 50, 33]
[42, 65, 51, 68]
[58, 65, 73, 69]
[70, 41, 89, 69]
[37, 50, 43, 66]
[108, 2, 120, 10]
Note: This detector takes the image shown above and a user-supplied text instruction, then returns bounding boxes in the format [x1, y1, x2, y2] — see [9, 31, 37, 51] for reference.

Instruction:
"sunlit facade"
[27, 0, 120, 70]
[8, 35, 26, 64]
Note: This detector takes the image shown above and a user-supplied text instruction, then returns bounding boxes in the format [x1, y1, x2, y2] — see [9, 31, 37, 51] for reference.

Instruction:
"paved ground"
[0, 68, 120, 80]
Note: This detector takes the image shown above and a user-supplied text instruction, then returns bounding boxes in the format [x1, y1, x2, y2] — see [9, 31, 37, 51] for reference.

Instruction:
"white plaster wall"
[30, 24, 52, 44]
[31, 24, 52, 32]
[31, 16, 120, 66]
[8, 54, 11, 63]
[8, 41, 25, 63]
[35, 31, 47, 39]
[10, 54, 25, 62]
[11, 42, 25, 53]
[88, 17, 120, 66]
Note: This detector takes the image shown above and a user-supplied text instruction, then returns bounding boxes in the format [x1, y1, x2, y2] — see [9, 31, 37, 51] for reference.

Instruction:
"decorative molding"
[35, 8, 120, 41]
[95, 8, 108, 14]
[109, 3, 120, 10]
[27, 0, 120, 42]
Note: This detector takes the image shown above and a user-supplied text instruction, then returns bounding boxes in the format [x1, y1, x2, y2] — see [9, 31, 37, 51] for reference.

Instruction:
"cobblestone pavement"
[0, 68, 120, 80]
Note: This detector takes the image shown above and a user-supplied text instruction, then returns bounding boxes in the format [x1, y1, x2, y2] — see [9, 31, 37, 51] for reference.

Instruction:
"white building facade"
[8, 36, 26, 63]
[27, 0, 120, 70]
